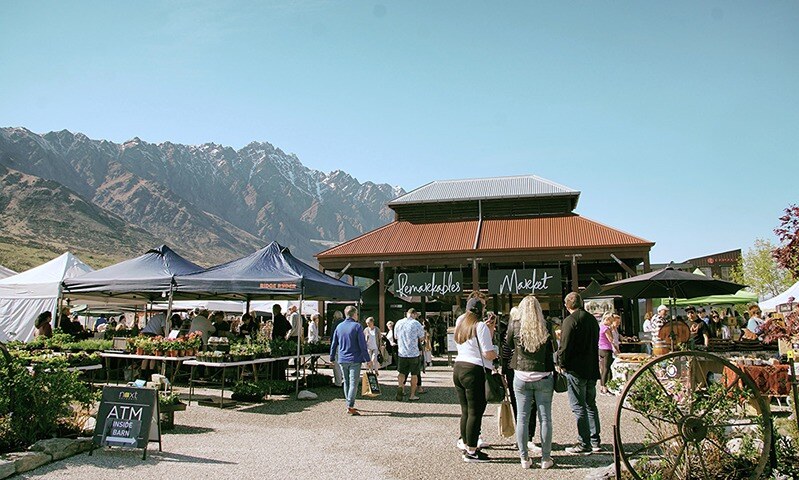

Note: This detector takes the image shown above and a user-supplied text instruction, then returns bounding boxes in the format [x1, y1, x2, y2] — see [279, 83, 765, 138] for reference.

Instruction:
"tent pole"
[296, 288, 304, 396]
[165, 283, 175, 330]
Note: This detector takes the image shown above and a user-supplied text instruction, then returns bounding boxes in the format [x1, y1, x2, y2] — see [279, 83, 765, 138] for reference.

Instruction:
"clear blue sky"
[1, 1, 797, 263]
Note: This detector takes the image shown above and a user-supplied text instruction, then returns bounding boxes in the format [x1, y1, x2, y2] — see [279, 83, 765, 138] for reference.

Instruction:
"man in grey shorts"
[394, 308, 426, 401]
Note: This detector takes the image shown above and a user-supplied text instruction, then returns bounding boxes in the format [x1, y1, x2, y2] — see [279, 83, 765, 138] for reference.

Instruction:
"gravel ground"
[20, 362, 624, 480]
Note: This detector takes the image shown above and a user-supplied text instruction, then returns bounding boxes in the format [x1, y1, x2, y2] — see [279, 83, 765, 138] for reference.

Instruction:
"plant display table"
[99, 352, 195, 384]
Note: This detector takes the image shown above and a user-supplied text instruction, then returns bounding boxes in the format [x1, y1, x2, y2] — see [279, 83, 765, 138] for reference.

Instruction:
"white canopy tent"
[760, 280, 799, 311]
[0, 265, 16, 280]
[0, 252, 93, 342]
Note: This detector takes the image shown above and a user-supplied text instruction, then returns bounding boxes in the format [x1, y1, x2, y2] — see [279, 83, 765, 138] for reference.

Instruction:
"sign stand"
[90, 385, 162, 460]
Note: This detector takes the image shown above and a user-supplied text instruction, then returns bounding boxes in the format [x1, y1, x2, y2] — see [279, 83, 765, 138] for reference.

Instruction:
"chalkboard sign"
[92, 386, 161, 459]
[488, 268, 561, 295]
[361, 371, 381, 397]
[393, 272, 463, 298]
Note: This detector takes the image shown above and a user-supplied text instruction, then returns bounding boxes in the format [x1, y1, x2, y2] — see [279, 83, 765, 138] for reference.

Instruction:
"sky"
[1, 1, 797, 264]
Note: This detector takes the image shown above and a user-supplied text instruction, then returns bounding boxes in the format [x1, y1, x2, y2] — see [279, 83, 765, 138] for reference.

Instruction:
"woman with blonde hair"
[598, 312, 620, 396]
[506, 295, 556, 470]
[453, 295, 497, 463]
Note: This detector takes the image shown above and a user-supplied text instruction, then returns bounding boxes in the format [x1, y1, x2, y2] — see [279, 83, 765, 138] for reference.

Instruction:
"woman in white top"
[453, 294, 497, 463]
[364, 317, 381, 372]
[308, 314, 320, 343]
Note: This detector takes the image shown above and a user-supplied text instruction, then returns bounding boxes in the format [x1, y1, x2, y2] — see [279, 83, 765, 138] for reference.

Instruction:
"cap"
[657, 305, 668, 312]
[466, 297, 484, 315]
[685, 307, 697, 314]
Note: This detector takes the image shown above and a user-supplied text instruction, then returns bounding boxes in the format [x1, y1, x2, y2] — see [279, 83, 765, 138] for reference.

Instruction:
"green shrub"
[0, 354, 96, 453]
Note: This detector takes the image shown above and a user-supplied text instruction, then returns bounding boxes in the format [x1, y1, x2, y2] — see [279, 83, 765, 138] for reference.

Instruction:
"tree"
[774, 204, 799, 280]
[733, 238, 793, 298]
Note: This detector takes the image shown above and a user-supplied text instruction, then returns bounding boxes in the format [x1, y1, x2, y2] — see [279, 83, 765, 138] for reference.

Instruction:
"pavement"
[19, 362, 622, 480]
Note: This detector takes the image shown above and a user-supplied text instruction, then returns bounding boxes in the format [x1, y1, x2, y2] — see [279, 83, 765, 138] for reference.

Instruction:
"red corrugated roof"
[317, 215, 653, 259]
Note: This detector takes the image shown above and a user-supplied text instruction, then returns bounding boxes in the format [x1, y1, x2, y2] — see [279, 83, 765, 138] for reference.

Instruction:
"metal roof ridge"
[315, 221, 400, 258]
[575, 214, 655, 245]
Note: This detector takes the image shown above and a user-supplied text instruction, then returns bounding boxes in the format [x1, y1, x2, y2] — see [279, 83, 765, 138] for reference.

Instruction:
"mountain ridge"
[0, 126, 404, 270]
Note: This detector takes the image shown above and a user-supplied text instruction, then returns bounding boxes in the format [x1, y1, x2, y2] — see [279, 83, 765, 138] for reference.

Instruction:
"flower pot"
[136, 347, 145, 355]
[168, 350, 178, 357]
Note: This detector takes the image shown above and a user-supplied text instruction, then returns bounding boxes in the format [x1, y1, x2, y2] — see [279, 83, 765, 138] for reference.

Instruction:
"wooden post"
[643, 253, 653, 321]
[468, 257, 482, 293]
[569, 254, 581, 293]
[376, 261, 388, 332]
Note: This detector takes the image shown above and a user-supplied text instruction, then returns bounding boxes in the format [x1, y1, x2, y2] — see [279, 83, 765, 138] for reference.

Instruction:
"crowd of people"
[642, 303, 769, 348]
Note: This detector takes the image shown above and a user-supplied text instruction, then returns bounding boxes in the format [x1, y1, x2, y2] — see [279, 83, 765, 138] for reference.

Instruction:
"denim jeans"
[339, 362, 362, 408]
[513, 374, 554, 460]
[564, 372, 601, 449]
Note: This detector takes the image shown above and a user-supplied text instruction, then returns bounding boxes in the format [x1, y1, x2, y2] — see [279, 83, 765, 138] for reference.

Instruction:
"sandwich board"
[91, 385, 162, 460]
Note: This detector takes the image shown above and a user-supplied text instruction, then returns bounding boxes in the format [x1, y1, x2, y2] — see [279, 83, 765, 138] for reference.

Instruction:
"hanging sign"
[488, 268, 561, 295]
[92, 386, 161, 459]
[393, 272, 463, 297]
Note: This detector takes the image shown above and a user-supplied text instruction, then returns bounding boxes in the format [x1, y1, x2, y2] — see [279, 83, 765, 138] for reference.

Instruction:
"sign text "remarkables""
[395, 272, 462, 297]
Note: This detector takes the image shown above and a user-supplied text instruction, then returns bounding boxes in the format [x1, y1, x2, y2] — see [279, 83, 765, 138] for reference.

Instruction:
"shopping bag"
[497, 398, 515, 437]
[361, 370, 381, 397]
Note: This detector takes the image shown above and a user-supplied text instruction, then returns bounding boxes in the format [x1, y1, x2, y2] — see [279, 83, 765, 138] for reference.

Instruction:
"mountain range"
[0, 127, 404, 271]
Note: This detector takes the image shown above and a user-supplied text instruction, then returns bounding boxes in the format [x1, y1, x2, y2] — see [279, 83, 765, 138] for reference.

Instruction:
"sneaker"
[520, 457, 532, 469]
[592, 445, 603, 453]
[541, 458, 555, 469]
[456, 438, 467, 451]
[462, 450, 490, 463]
[477, 437, 489, 449]
[347, 407, 360, 416]
[527, 441, 542, 455]
[408, 396, 420, 401]
[565, 445, 593, 455]
[395, 390, 404, 401]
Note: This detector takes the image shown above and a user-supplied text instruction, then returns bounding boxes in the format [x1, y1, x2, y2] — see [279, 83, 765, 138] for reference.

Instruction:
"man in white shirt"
[287, 305, 303, 342]
[642, 305, 669, 355]
[394, 308, 426, 401]
[188, 308, 216, 347]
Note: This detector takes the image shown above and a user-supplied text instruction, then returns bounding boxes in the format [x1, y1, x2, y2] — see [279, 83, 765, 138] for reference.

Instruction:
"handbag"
[553, 370, 568, 393]
[497, 375, 515, 437]
[475, 327, 504, 403]
[361, 370, 381, 397]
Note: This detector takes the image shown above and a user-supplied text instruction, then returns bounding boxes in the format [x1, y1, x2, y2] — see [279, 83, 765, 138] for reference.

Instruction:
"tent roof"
[0, 264, 16, 280]
[0, 252, 92, 288]
[62, 245, 203, 300]
[175, 242, 361, 301]
[670, 290, 758, 306]
[760, 280, 799, 311]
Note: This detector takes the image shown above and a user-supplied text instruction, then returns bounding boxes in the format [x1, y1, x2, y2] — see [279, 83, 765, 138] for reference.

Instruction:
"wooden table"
[99, 352, 195, 384]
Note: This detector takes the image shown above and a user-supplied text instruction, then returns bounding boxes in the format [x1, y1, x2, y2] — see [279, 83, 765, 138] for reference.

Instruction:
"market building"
[316, 175, 655, 333]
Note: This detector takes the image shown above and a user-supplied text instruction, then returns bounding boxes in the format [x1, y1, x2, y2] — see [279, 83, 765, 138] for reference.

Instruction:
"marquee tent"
[174, 242, 360, 301]
[62, 245, 204, 302]
[760, 280, 799, 311]
[175, 241, 360, 395]
[0, 252, 93, 342]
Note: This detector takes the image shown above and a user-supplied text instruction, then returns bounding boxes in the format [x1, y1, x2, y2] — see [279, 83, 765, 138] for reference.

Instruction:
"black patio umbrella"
[599, 267, 746, 300]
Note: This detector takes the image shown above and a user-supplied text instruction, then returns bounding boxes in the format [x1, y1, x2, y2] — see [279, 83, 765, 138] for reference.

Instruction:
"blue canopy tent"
[174, 242, 361, 395]
[62, 245, 205, 318]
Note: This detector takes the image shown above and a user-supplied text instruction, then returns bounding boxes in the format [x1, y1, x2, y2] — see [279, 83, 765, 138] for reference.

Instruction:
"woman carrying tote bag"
[453, 293, 497, 463]
[505, 295, 556, 470]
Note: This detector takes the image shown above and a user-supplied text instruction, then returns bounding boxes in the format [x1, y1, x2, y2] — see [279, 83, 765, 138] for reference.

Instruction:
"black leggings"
[599, 349, 614, 387]
[453, 362, 487, 449]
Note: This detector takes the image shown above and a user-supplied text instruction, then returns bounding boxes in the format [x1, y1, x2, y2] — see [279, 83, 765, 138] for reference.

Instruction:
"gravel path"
[20, 362, 621, 480]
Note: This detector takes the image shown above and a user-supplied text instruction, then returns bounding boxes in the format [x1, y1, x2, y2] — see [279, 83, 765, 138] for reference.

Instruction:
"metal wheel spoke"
[706, 436, 741, 464]
[698, 371, 741, 421]
[693, 441, 711, 480]
[621, 405, 679, 425]
[664, 440, 686, 480]
[710, 420, 761, 430]
[646, 368, 685, 419]
[629, 432, 681, 458]
[689, 357, 710, 414]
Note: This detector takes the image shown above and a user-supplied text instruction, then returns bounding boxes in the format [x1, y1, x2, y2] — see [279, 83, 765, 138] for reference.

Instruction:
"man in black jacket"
[556, 292, 601, 455]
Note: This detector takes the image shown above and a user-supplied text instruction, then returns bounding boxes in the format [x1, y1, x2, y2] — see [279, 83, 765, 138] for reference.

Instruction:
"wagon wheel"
[615, 351, 772, 480]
